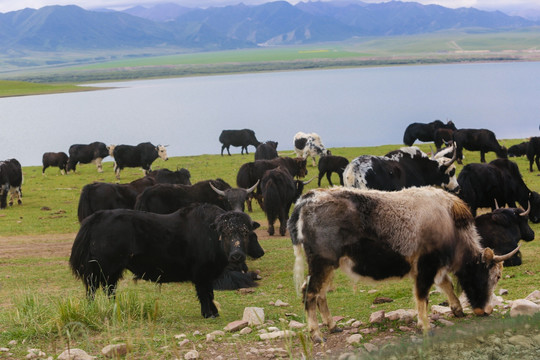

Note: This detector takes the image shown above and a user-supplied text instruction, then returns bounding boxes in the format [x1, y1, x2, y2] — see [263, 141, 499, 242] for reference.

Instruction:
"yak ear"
[491, 212, 511, 227]
[252, 221, 260, 230]
[247, 233, 265, 259]
[481, 247, 495, 264]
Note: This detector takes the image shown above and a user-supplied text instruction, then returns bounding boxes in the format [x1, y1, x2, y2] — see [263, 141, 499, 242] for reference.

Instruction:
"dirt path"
[0, 233, 75, 259]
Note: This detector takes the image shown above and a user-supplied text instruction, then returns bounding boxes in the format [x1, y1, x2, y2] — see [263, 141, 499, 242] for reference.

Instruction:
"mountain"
[0, 1, 538, 52]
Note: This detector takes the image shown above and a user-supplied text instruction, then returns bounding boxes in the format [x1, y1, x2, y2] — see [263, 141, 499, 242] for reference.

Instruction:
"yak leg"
[267, 215, 275, 236]
[317, 171, 324, 187]
[195, 282, 219, 318]
[338, 172, 344, 186]
[435, 273, 464, 317]
[303, 261, 336, 343]
[326, 172, 334, 187]
[480, 151, 486, 163]
[415, 254, 441, 333]
[535, 155, 540, 171]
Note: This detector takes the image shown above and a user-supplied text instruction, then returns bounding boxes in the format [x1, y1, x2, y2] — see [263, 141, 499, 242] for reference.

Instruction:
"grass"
[0, 80, 101, 98]
[0, 142, 539, 359]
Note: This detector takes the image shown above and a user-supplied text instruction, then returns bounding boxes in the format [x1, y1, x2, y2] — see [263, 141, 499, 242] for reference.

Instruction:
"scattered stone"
[369, 310, 385, 324]
[240, 327, 253, 335]
[184, 350, 199, 359]
[101, 343, 128, 358]
[8, 341, 17, 346]
[510, 299, 540, 317]
[0, 348, 9, 353]
[346, 334, 363, 344]
[274, 299, 289, 307]
[267, 326, 280, 332]
[243, 307, 265, 326]
[333, 316, 345, 324]
[351, 320, 363, 328]
[57, 348, 95, 360]
[289, 320, 305, 329]
[359, 328, 377, 335]
[40, 206, 51, 211]
[26, 349, 46, 359]
[224, 320, 249, 332]
[499, 288, 509, 296]
[438, 319, 455, 327]
[259, 330, 295, 340]
[178, 339, 190, 347]
[431, 305, 453, 316]
[373, 296, 393, 304]
[174, 334, 187, 340]
[192, 330, 202, 336]
[364, 343, 379, 352]
[386, 309, 414, 323]
[277, 284, 283, 289]
[508, 335, 535, 348]
[209, 330, 225, 337]
[368, 289, 378, 294]
[399, 326, 414, 332]
[206, 334, 215, 342]
[237, 288, 255, 295]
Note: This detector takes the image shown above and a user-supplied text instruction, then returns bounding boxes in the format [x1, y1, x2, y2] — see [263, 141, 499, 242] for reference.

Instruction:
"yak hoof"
[311, 334, 325, 343]
[452, 307, 465, 318]
[330, 327, 343, 334]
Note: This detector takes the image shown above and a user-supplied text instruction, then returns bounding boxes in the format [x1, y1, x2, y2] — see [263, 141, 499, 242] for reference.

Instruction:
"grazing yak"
[457, 158, 540, 221]
[134, 178, 257, 214]
[42, 152, 68, 175]
[475, 206, 535, 267]
[69, 204, 263, 317]
[146, 168, 191, 185]
[508, 141, 529, 157]
[526, 137, 540, 172]
[317, 155, 349, 187]
[254, 141, 279, 160]
[236, 157, 308, 212]
[219, 129, 261, 156]
[288, 186, 518, 342]
[293, 132, 331, 167]
[453, 128, 507, 164]
[403, 119, 456, 146]
[67, 142, 110, 173]
[0, 158, 23, 209]
[343, 146, 459, 192]
[112, 142, 168, 179]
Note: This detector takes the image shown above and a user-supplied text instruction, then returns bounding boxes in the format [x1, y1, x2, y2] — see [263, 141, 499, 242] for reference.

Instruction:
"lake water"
[2, 61, 540, 166]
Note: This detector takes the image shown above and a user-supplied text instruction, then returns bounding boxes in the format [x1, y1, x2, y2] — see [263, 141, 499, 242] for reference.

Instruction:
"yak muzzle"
[229, 251, 246, 264]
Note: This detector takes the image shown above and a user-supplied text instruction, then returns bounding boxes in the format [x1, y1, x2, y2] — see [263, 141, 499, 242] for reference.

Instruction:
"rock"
[499, 288, 509, 296]
[508, 335, 535, 348]
[101, 344, 128, 358]
[240, 327, 253, 335]
[237, 288, 255, 294]
[206, 334, 215, 342]
[346, 334, 363, 344]
[525, 290, 540, 302]
[174, 334, 187, 340]
[289, 320, 305, 329]
[351, 320, 363, 328]
[178, 339, 190, 347]
[333, 316, 345, 324]
[259, 330, 295, 340]
[369, 310, 385, 324]
[192, 330, 202, 336]
[274, 299, 289, 307]
[224, 320, 249, 332]
[438, 319, 455, 326]
[386, 309, 414, 323]
[57, 349, 95, 360]
[267, 326, 280, 332]
[243, 307, 265, 326]
[184, 350, 199, 359]
[364, 343, 379, 352]
[510, 299, 540, 317]
[8, 341, 17, 346]
[373, 296, 393, 304]
[431, 305, 453, 316]
[26, 349, 46, 359]
[0, 348, 9, 353]
[368, 289, 378, 294]
[209, 330, 225, 337]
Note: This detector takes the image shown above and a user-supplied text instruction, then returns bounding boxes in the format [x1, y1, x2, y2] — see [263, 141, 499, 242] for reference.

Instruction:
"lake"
[2, 61, 540, 166]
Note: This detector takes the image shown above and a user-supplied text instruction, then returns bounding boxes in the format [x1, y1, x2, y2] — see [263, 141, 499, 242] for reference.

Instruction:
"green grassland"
[1, 29, 540, 87]
[1, 142, 539, 359]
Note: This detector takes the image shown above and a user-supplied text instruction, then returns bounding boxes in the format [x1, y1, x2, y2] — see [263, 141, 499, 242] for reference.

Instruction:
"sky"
[1, 0, 540, 14]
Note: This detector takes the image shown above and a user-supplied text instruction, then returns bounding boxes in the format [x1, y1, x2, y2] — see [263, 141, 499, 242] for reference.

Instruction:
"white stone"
[510, 299, 540, 317]
[209, 330, 225, 337]
[242, 307, 265, 326]
[101, 344, 128, 358]
[57, 349, 95, 360]
[386, 309, 414, 323]
[431, 305, 453, 316]
[346, 334, 363, 344]
[240, 327, 253, 335]
[174, 334, 187, 340]
[184, 350, 199, 360]
[499, 288, 509, 296]
[259, 330, 295, 340]
[267, 326, 280, 332]
[274, 299, 289, 307]
[525, 290, 540, 302]
[289, 320, 305, 329]
[178, 339, 190, 347]
[364, 343, 379, 352]
[369, 310, 385, 324]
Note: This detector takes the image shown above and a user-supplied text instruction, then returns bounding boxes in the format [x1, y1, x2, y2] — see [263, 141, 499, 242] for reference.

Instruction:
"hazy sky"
[0, 0, 539, 14]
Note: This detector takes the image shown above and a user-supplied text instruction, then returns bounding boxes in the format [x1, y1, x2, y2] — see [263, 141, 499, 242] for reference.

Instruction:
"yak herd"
[1, 122, 537, 341]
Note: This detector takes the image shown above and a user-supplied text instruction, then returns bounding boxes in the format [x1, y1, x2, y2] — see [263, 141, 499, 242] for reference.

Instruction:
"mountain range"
[0, 1, 538, 52]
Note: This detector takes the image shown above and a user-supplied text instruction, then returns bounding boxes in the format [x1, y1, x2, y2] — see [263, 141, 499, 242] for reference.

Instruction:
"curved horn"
[246, 179, 260, 194]
[210, 182, 226, 196]
[494, 198, 499, 209]
[493, 245, 521, 263]
[444, 143, 457, 166]
[429, 145, 435, 159]
[520, 201, 531, 217]
[303, 176, 316, 185]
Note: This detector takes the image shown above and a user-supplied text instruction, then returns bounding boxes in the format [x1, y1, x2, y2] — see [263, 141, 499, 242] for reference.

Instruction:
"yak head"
[213, 211, 263, 267]
[156, 145, 169, 161]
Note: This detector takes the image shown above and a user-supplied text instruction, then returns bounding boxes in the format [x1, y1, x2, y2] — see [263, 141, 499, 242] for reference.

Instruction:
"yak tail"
[262, 181, 281, 222]
[77, 185, 94, 223]
[69, 219, 98, 291]
[289, 201, 306, 296]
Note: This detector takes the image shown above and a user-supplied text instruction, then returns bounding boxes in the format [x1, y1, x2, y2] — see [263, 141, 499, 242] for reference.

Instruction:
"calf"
[508, 141, 529, 157]
[254, 141, 278, 160]
[475, 206, 535, 266]
[260, 167, 308, 236]
[70, 204, 263, 317]
[147, 168, 191, 185]
[289, 186, 517, 342]
[42, 152, 68, 175]
[317, 155, 349, 186]
[0, 159, 23, 209]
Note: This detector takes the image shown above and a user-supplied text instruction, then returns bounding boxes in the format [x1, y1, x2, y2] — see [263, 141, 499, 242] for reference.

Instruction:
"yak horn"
[210, 182, 226, 196]
[520, 201, 531, 217]
[246, 179, 260, 194]
[429, 145, 435, 159]
[493, 245, 521, 263]
[494, 198, 499, 209]
[444, 143, 457, 166]
[303, 176, 315, 185]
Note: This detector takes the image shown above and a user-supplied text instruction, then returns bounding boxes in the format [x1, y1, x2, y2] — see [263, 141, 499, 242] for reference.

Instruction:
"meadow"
[0, 142, 539, 359]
